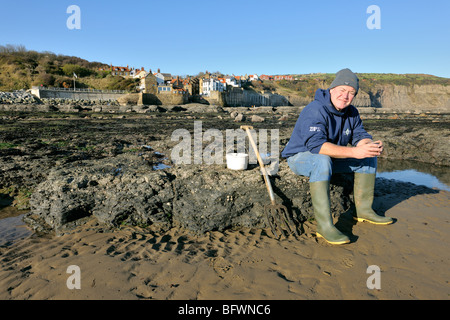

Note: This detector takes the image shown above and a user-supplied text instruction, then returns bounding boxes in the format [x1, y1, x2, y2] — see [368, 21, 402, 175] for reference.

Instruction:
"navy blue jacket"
[281, 88, 372, 158]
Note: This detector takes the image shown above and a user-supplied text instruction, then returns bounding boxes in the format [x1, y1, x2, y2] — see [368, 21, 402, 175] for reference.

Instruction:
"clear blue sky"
[1, 0, 449, 77]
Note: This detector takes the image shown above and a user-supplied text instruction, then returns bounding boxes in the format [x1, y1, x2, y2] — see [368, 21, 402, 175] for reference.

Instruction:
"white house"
[132, 69, 148, 79]
[133, 69, 148, 92]
[155, 72, 172, 85]
[225, 76, 241, 88]
[201, 78, 225, 96]
[248, 74, 259, 81]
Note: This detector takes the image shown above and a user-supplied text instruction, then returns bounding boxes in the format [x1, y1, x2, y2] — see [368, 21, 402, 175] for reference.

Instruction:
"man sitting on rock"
[281, 68, 393, 245]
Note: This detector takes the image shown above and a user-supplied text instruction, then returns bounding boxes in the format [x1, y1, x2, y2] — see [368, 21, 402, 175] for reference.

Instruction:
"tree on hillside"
[106, 76, 139, 92]
[32, 73, 55, 87]
[0, 44, 26, 53]
[62, 64, 93, 77]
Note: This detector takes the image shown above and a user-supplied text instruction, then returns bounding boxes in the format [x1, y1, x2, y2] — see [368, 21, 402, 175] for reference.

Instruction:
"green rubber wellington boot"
[310, 181, 350, 245]
[353, 173, 393, 225]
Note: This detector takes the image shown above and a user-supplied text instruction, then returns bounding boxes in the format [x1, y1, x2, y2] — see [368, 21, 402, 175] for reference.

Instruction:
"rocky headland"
[0, 98, 448, 237]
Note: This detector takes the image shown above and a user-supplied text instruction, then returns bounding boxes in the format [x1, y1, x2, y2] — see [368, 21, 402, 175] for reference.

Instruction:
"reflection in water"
[0, 206, 32, 246]
[377, 159, 450, 191]
[152, 163, 171, 170]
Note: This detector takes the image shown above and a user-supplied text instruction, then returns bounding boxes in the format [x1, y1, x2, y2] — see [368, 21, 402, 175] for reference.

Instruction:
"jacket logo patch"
[309, 126, 321, 132]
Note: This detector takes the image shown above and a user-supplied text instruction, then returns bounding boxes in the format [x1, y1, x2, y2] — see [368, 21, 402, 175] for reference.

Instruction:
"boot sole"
[353, 217, 393, 225]
[316, 232, 350, 245]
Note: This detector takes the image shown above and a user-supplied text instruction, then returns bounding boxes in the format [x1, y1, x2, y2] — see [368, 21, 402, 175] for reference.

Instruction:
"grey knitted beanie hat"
[329, 68, 359, 94]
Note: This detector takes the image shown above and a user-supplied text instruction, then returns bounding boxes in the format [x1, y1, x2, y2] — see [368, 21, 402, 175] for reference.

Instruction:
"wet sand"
[0, 189, 448, 300]
[0, 110, 449, 301]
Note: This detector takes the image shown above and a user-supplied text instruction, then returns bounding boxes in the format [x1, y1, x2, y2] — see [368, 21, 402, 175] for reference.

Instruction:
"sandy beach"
[1, 0, 449, 306]
[0, 109, 449, 302]
[0, 188, 448, 300]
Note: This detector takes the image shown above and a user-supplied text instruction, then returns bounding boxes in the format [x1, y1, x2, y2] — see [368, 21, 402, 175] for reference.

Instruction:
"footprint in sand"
[340, 257, 354, 269]
[209, 256, 233, 278]
[60, 245, 78, 258]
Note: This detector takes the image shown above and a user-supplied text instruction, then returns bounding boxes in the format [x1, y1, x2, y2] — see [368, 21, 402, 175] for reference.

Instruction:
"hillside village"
[98, 64, 297, 98]
[1, 45, 448, 109]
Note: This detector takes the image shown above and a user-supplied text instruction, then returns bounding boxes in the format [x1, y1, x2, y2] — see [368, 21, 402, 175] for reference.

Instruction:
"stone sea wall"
[30, 87, 125, 102]
[1, 82, 450, 110]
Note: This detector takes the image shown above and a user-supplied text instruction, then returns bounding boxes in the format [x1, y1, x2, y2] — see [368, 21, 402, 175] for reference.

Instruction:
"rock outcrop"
[0, 90, 40, 104]
[0, 105, 446, 237]
[369, 84, 450, 110]
[338, 84, 450, 110]
[24, 153, 353, 235]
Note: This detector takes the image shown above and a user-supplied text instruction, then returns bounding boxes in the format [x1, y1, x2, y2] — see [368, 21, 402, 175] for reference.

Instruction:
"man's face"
[330, 85, 356, 112]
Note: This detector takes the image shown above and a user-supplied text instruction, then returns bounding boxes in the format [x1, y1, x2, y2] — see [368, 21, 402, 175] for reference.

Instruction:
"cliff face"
[352, 84, 450, 110]
[200, 83, 450, 109]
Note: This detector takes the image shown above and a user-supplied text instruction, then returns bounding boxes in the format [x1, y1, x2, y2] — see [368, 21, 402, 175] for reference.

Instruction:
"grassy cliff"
[245, 73, 450, 108]
[247, 73, 449, 99]
[0, 45, 138, 92]
[1, 44, 449, 109]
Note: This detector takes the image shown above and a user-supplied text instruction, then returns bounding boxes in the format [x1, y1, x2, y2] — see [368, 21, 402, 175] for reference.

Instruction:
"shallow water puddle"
[377, 159, 450, 191]
[377, 169, 450, 191]
[0, 206, 33, 246]
[153, 163, 171, 170]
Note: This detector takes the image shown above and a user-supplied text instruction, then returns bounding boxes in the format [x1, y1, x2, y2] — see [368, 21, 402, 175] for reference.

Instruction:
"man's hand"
[353, 139, 383, 159]
[319, 139, 383, 159]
